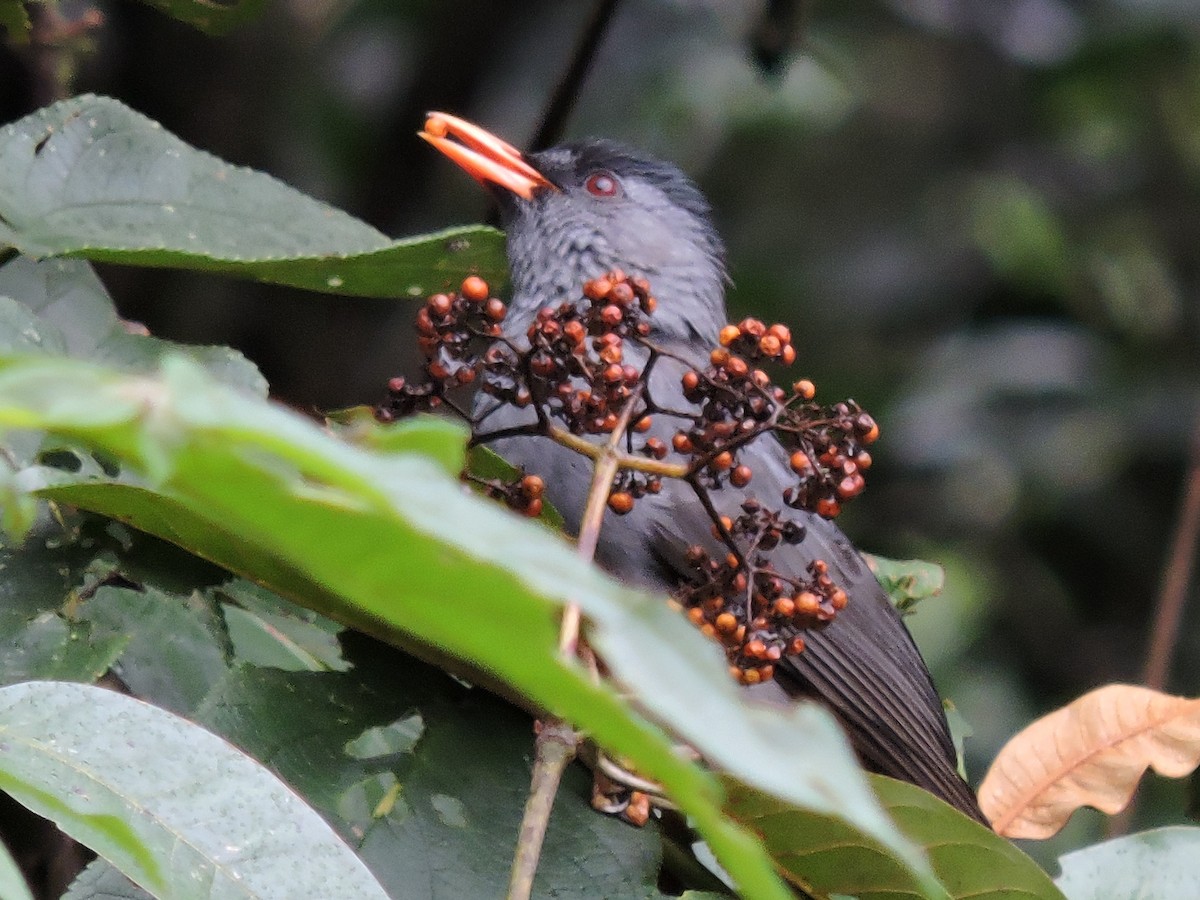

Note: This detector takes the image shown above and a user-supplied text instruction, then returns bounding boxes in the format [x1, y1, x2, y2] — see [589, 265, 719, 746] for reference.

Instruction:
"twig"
[506, 719, 577, 900]
[506, 389, 642, 900]
[1108, 416, 1200, 837]
[1140, 418, 1200, 691]
[528, 0, 625, 151]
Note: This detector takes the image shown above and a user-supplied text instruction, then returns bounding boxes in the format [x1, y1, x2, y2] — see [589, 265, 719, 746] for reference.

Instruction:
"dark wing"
[644, 440, 986, 823]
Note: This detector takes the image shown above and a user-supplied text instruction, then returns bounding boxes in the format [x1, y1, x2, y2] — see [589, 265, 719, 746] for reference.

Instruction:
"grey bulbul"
[420, 112, 985, 823]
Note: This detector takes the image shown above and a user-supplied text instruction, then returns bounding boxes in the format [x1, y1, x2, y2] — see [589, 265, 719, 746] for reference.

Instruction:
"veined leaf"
[0, 680, 390, 899]
[0, 96, 507, 298]
[979, 684, 1200, 839]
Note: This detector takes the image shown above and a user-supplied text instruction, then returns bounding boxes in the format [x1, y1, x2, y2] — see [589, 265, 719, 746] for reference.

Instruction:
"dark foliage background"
[3, 0, 1199, 871]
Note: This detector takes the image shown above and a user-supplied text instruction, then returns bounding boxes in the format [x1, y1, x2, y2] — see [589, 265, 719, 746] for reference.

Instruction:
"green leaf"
[0, 253, 267, 392]
[874, 778, 1064, 900]
[0, 352, 949, 898]
[0, 510, 130, 685]
[216, 579, 349, 673]
[331, 409, 469, 477]
[0, 97, 508, 298]
[77, 584, 230, 714]
[1055, 827, 1200, 899]
[721, 772, 1059, 899]
[865, 554, 946, 614]
[197, 657, 674, 898]
[0, 832, 34, 900]
[0, 680, 391, 899]
[62, 859, 153, 900]
[134, 0, 267, 35]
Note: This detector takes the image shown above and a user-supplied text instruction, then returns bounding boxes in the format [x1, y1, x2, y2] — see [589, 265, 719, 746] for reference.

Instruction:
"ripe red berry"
[608, 492, 635, 515]
[461, 276, 489, 302]
[730, 465, 753, 488]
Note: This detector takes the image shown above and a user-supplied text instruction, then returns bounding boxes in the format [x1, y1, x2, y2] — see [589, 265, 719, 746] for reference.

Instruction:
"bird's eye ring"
[585, 171, 620, 198]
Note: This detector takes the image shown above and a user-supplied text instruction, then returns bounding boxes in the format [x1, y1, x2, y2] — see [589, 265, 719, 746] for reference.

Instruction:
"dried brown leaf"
[979, 684, 1200, 839]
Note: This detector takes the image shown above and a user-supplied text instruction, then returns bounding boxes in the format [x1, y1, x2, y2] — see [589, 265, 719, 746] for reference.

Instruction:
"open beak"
[419, 112, 556, 200]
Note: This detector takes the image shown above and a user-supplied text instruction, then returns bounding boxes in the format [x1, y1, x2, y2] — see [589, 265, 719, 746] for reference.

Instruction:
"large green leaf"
[0, 351, 953, 899]
[0, 254, 266, 392]
[720, 775, 1061, 899]
[0, 680, 390, 899]
[0, 96, 507, 297]
[1054, 827, 1200, 899]
[196, 656, 673, 899]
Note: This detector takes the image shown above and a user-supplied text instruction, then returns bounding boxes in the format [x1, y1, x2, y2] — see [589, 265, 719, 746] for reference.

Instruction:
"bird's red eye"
[585, 171, 620, 197]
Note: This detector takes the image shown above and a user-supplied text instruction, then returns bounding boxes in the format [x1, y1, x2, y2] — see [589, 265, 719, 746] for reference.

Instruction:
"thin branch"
[506, 388, 642, 900]
[529, 0, 626, 151]
[1107, 416, 1200, 838]
[1141, 417, 1200, 691]
[506, 719, 577, 900]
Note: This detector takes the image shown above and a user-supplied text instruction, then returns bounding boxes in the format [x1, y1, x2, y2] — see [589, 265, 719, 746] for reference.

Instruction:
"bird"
[419, 111, 986, 823]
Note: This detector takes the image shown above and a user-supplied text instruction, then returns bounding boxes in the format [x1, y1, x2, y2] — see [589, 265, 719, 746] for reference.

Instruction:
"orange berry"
[739, 317, 766, 338]
[794, 379, 816, 399]
[682, 371, 701, 392]
[816, 497, 841, 518]
[773, 596, 795, 617]
[672, 433, 693, 453]
[712, 451, 734, 471]
[830, 588, 849, 610]
[521, 474, 545, 497]
[461, 276, 489, 302]
[781, 345, 796, 365]
[794, 591, 820, 616]
[610, 282, 635, 305]
[730, 465, 753, 487]
[715, 612, 738, 633]
[484, 298, 507, 321]
[768, 323, 792, 344]
[789, 451, 812, 474]
[525, 498, 543, 517]
[719, 324, 741, 346]
[584, 277, 612, 300]
[424, 116, 449, 138]
[608, 491, 634, 515]
[758, 334, 781, 357]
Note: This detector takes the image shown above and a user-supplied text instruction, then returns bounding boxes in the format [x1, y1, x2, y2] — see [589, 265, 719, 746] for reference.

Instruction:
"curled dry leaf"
[979, 684, 1200, 839]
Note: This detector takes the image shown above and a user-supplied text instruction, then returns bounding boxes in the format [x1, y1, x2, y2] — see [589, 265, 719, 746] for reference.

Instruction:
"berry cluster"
[466, 471, 547, 518]
[673, 499, 847, 683]
[377, 270, 880, 684]
[376, 275, 508, 420]
[779, 400, 878, 519]
[667, 317, 878, 519]
[520, 271, 655, 436]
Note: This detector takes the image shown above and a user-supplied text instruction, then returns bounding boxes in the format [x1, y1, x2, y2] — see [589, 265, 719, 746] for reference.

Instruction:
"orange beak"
[419, 112, 557, 200]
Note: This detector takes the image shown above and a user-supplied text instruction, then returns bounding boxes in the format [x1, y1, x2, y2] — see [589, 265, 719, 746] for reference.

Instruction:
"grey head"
[495, 139, 729, 345]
